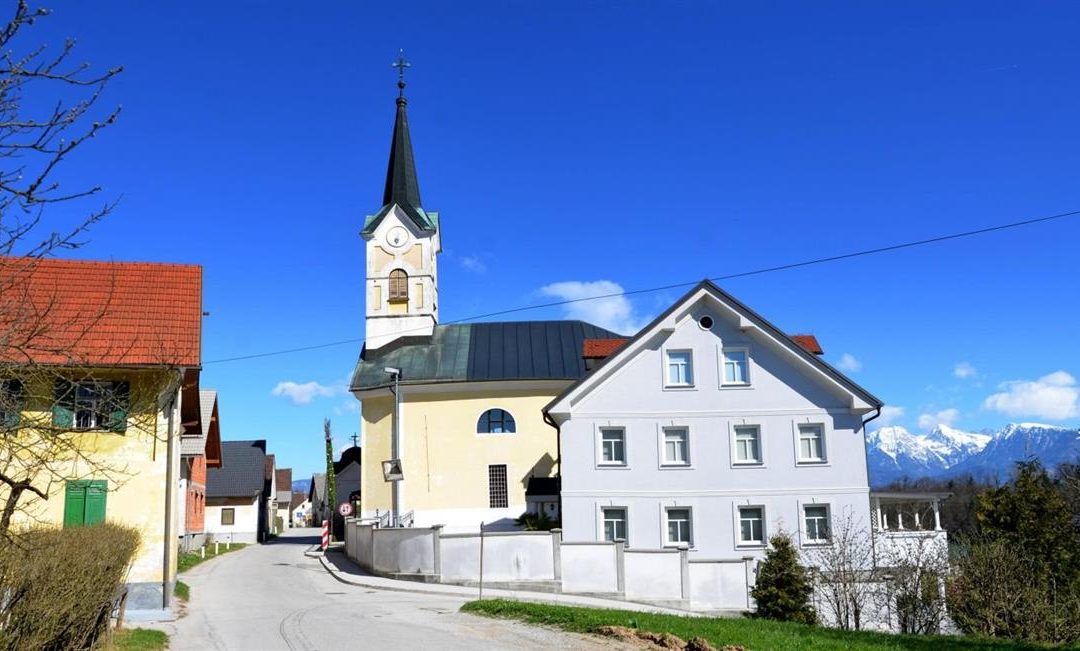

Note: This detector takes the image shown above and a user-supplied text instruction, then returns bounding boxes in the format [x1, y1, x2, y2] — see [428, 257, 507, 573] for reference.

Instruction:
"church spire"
[370, 50, 435, 234]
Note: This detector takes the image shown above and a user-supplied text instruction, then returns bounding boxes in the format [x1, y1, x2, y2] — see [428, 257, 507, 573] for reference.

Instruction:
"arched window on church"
[478, 409, 516, 434]
[388, 269, 408, 303]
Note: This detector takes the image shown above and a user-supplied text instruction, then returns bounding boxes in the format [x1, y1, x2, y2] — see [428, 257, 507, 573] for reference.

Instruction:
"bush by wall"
[0, 523, 140, 651]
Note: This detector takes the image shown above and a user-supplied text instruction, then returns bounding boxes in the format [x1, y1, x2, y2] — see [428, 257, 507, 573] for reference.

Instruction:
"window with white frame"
[599, 428, 626, 465]
[738, 506, 765, 545]
[662, 427, 690, 466]
[665, 350, 694, 387]
[665, 507, 692, 546]
[797, 424, 827, 463]
[803, 504, 831, 544]
[602, 507, 628, 543]
[733, 425, 762, 465]
[722, 348, 749, 385]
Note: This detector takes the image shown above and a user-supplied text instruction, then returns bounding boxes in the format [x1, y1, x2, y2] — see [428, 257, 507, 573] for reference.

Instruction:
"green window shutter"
[108, 381, 130, 433]
[84, 481, 107, 524]
[53, 380, 74, 428]
[1, 380, 21, 428]
[64, 481, 88, 527]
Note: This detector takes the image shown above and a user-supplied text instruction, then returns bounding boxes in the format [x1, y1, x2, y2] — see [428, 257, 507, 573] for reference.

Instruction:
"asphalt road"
[168, 528, 622, 650]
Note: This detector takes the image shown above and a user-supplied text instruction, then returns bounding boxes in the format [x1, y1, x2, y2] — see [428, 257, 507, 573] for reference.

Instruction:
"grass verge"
[460, 599, 1049, 651]
[176, 543, 247, 573]
[173, 580, 189, 601]
[107, 628, 168, 650]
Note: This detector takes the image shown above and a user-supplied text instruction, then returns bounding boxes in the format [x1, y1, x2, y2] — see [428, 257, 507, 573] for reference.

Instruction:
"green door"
[63, 480, 107, 526]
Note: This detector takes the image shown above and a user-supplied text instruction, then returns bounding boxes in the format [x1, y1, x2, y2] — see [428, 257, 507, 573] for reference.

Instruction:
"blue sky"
[27, 2, 1080, 479]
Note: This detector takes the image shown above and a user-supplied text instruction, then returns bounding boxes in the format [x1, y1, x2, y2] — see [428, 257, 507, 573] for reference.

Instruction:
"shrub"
[750, 533, 816, 624]
[0, 523, 140, 651]
[514, 511, 560, 531]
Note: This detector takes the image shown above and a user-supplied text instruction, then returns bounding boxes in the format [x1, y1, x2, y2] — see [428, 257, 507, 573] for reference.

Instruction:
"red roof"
[582, 338, 629, 359]
[791, 334, 824, 355]
[0, 257, 202, 367]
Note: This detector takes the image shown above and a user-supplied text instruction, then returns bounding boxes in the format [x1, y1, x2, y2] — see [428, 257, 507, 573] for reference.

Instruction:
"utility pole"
[385, 367, 402, 527]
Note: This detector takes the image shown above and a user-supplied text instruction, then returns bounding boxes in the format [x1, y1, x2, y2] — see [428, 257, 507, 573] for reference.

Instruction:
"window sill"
[736, 542, 766, 550]
[802, 540, 832, 547]
[720, 383, 753, 389]
[387, 297, 409, 305]
[659, 463, 693, 470]
[731, 462, 766, 469]
[662, 385, 697, 392]
[596, 463, 630, 469]
[796, 459, 829, 466]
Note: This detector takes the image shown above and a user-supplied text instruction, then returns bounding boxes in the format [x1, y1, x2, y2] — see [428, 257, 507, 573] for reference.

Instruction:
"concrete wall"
[555, 293, 875, 560]
[624, 550, 684, 603]
[561, 543, 619, 593]
[343, 522, 754, 612]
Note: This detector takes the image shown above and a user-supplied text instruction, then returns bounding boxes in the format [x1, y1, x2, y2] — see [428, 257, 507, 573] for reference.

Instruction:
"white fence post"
[550, 528, 562, 583]
[615, 540, 626, 596]
[679, 545, 690, 601]
[432, 524, 443, 579]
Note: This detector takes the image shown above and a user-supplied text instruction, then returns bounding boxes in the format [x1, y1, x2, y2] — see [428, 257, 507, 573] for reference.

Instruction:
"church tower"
[361, 59, 440, 351]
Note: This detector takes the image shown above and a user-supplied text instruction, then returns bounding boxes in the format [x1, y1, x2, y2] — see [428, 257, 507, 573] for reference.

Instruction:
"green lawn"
[107, 628, 168, 650]
[461, 599, 1050, 651]
[176, 543, 247, 573]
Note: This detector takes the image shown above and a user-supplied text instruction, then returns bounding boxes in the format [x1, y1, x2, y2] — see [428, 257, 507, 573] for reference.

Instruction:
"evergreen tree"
[324, 418, 336, 537]
[976, 460, 1078, 582]
[751, 533, 816, 624]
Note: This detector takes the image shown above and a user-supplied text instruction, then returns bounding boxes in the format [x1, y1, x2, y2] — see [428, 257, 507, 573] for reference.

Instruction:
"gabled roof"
[0, 256, 201, 367]
[583, 338, 629, 359]
[361, 93, 436, 236]
[545, 280, 882, 417]
[791, 334, 824, 355]
[207, 440, 266, 498]
[308, 473, 326, 504]
[290, 491, 307, 510]
[352, 320, 622, 391]
[275, 468, 292, 493]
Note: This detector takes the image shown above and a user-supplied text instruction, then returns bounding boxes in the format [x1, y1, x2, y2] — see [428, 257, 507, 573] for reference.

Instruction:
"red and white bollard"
[321, 519, 329, 550]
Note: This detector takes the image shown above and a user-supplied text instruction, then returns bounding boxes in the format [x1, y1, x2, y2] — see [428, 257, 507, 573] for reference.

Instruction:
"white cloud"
[953, 362, 977, 379]
[333, 399, 360, 416]
[836, 353, 862, 373]
[918, 408, 959, 430]
[983, 371, 1079, 421]
[538, 280, 649, 335]
[872, 405, 905, 429]
[460, 255, 486, 273]
[271, 380, 344, 405]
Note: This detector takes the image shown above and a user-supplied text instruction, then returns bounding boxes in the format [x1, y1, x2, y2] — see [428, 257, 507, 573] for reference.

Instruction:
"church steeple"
[364, 51, 436, 235]
[361, 51, 441, 351]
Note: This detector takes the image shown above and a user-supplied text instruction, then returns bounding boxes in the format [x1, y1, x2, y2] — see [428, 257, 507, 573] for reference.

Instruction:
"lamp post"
[385, 367, 402, 527]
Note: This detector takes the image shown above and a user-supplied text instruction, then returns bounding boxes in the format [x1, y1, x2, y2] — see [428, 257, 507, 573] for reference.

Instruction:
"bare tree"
[0, 1, 178, 537]
[806, 511, 877, 631]
[877, 531, 950, 634]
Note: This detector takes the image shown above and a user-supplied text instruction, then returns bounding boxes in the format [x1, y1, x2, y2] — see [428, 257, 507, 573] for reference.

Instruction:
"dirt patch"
[595, 626, 745, 651]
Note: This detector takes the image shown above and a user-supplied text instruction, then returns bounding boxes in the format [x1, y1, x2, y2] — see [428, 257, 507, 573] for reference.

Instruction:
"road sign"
[382, 458, 404, 482]
[338, 501, 353, 517]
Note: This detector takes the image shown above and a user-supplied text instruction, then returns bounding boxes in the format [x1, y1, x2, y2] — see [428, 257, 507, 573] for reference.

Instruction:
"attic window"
[388, 269, 408, 303]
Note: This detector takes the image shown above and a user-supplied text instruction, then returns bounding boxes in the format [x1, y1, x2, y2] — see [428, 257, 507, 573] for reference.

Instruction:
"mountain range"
[866, 422, 1080, 486]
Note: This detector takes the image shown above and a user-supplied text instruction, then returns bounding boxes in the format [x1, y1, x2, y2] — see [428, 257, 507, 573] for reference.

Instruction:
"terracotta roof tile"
[582, 338, 629, 359]
[791, 334, 824, 355]
[0, 256, 202, 367]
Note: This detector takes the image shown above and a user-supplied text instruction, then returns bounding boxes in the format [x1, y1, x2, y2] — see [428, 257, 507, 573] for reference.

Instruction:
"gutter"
[859, 405, 883, 569]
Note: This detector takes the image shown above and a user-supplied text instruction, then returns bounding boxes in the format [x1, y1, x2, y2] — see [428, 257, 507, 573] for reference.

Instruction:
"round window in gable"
[698, 315, 715, 330]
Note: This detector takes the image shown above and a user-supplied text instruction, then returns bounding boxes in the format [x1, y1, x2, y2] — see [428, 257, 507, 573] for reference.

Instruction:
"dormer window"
[388, 269, 408, 303]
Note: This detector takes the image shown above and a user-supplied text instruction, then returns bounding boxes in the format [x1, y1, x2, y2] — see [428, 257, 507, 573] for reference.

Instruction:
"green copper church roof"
[362, 95, 436, 235]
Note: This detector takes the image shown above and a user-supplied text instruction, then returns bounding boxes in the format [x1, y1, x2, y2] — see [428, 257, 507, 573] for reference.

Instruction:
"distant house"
[545, 280, 885, 560]
[264, 453, 277, 534]
[308, 473, 330, 526]
[290, 492, 310, 527]
[178, 390, 223, 552]
[524, 477, 560, 521]
[274, 467, 292, 531]
[332, 447, 361, 536]
[206, 440, 270, 543]
[0, 256, 202, 611]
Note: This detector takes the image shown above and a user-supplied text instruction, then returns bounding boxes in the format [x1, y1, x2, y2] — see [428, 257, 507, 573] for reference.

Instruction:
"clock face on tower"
[387, 226, 408, 249]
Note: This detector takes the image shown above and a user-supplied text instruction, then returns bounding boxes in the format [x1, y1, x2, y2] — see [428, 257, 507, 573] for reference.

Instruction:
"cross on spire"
[392, 49, 411, 98]
[350, 433, 360, 448]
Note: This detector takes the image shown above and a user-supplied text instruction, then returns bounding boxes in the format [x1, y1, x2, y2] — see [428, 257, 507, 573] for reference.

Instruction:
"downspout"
[162, 369, 183, 610]
[860, 405, 883, 569]
[542, 411, 562, 523]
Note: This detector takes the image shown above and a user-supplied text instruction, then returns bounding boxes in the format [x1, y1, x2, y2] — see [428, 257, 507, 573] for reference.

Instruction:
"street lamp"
[384, 367, 402, 527]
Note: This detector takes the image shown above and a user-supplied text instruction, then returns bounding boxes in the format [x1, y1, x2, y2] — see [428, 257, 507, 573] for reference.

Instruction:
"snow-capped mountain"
[866, 422, 1079, 486]
[866, 425, 990, 486]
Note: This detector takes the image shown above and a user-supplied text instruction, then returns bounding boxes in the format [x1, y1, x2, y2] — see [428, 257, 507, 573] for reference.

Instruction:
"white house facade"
[545, 281, 884, 561]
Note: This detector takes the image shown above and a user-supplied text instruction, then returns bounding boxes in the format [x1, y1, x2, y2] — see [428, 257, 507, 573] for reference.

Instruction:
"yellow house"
[350, 78, 619, 531]
[0, 256, 202, 612]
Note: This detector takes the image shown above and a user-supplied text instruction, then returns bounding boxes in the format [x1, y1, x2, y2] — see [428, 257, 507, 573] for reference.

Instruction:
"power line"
[204, 207, 1080, 365]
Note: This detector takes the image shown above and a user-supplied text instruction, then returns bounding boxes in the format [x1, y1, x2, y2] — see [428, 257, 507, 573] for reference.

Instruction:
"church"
[350, 71, 618, 530]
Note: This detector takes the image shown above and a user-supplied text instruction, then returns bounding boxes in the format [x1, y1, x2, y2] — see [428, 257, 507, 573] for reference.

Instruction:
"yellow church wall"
[361, 385, 562, 518]
[2, 369, 181, 600]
